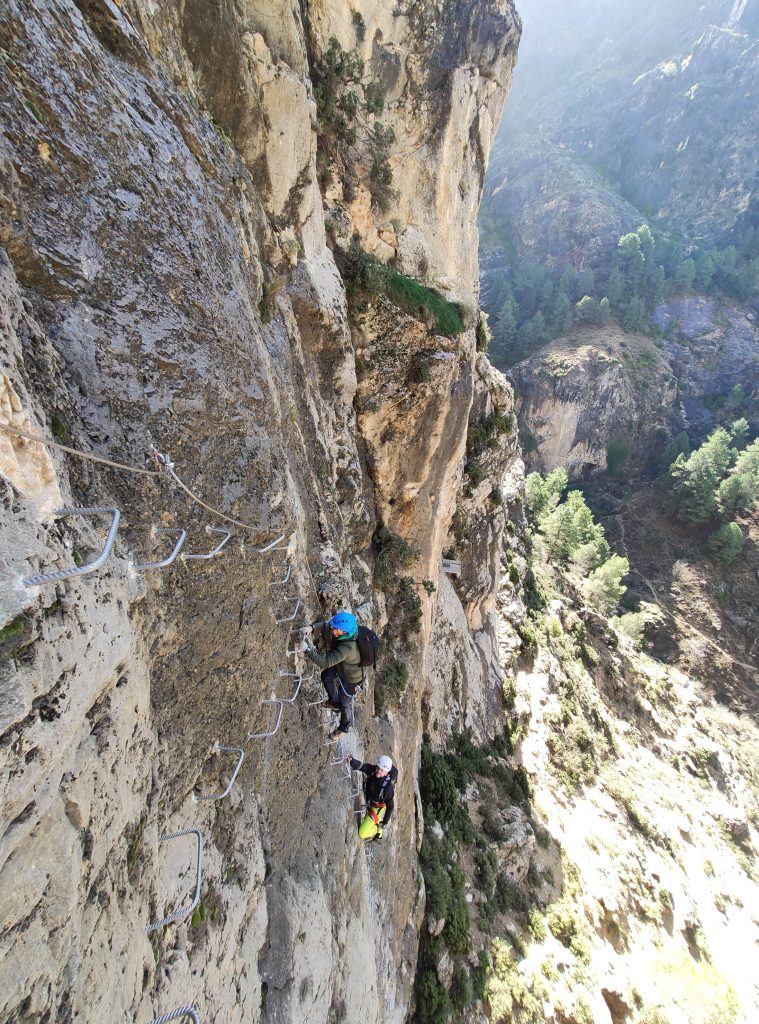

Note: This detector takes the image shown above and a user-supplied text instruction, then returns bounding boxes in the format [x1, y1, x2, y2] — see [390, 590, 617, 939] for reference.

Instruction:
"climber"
[345, 754, 397, 841]
[300, 611, 365, 740]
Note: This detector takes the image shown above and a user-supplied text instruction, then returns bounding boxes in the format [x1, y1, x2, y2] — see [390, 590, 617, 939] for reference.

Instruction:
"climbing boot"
[321, 700, 341, 712]
[328, 727, 346, 741]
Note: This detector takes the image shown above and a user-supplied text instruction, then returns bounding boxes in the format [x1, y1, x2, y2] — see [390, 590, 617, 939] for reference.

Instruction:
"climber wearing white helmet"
[344, 753, 398, 841]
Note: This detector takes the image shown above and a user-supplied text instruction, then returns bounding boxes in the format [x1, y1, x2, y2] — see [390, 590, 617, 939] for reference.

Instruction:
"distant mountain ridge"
[481, 0, 758, 266]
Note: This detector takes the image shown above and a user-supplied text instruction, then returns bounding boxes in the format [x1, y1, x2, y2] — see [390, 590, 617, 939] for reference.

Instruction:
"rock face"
[511, 326, 677, 480]
[0, 2, 520, 1022]
[512, 302, 759, 481]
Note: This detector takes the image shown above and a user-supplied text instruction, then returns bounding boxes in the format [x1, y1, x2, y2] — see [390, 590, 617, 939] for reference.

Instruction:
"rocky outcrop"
[0, 2, 520, 1022]
[511, 326, 677, 480]
[512, 302, 759, 481]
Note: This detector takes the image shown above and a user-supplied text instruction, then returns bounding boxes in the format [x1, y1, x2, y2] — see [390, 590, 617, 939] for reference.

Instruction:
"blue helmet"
[329, 611, 358, 638]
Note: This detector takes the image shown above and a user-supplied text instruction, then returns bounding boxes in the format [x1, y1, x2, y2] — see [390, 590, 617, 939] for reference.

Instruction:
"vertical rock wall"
[0, 2, 520, 1022]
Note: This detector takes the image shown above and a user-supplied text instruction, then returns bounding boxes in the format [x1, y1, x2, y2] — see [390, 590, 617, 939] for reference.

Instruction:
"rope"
[0, 424, 287, 536]
[0, 421, 161, 476]
[152, 450, 288, 536]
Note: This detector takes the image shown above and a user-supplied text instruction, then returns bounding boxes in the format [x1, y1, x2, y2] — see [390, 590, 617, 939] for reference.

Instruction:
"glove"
[343, 753, 354, 764]
[374, 827, 383, 841]
[298, 638, 310, 653]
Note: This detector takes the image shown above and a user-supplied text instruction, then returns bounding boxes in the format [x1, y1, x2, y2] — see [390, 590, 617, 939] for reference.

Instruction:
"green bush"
[377, 656, 408, 707]
[476, 309, 491, 352]
[451, 962, 474, 1011]
[583, 554, 629, 614]
[528, 906, 547, 941]
[373, 525, 419, 586]
[396, 576, 422, 635]
[704, 522, 744, 565]
[475, 848, 497, 899]
[416, 969, 449, 1024]
[466, 461, 484, 486]
[444, 895, 471, 954]
[509, 564, 520, 586]
[494, 873, 529, 914]
[480, 803, 506, 841]
[423, 857, 452, 921]
[466, 413, 513, 459]
[420, 739, 461, 826]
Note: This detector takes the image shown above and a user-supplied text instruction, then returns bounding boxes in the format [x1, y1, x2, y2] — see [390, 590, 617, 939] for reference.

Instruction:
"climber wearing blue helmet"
[301, 611, 364, 739]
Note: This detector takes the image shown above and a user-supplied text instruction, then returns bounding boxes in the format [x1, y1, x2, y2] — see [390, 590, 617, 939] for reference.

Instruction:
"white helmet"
[377, 755, 393, 771]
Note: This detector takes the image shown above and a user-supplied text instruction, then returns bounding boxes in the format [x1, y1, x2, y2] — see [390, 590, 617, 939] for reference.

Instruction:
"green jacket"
[305, 623, 364, 686]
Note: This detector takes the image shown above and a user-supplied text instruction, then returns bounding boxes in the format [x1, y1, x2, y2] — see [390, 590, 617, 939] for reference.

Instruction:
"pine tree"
[598, 296, 611, 325]
[659, 431, 691, 473]
[525, 467, 568, 521]
[664, 427, 736, 524]
[550, 290, 573, 333]
[617, 232, 645, 292]
[583, 555, 629, 613]
[605, 266, 625, 308]
[575, 295, 599, 323]
[716, 473, 758, 519]
[620, 295, 646, 332]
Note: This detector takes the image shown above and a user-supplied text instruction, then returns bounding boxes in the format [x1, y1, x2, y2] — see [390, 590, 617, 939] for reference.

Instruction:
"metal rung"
[250, 533, 285, 554]
[147, 1008, 201, 1024]
[183, 526, 231, 560]
[269, 562, 291, 586]
[193, 745, 245, 802]
[23, 506, 121, 586]
[266, 530, 296, 553]
[274, 669, 315, 704]
[147, 829, 204, 932]
[248, 699, 284, 739]
[276, 598, 301, 624]
[133, 528, 187, 570]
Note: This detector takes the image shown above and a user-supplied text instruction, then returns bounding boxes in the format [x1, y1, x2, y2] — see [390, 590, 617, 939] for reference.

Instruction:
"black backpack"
[356, 625, 380, 668]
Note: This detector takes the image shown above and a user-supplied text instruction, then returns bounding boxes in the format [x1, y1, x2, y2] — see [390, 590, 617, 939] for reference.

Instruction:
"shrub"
[509, 564, 520, 586]
[444, 896, 471, 954]
[396, 576, 422, 635]
[467, 462, 484, 486]
[423, 857, 452, 921]
[704, 522, 744, 565]
[480, 803, 506, 842]
[373, 525, 419, 586]
[475, 848, 497, 899]
[377, 656, 408, 707]
[339, 243, 388, 299]
[494, 873, 529, 914]
[528, 906, 547, 941]
[416, 969, 449, 1024]
[451, 962, 474, 1011]
[420, 740, 461, 826]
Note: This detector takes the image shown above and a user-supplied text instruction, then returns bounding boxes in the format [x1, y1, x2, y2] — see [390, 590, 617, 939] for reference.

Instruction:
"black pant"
[322, 667, 356, 733]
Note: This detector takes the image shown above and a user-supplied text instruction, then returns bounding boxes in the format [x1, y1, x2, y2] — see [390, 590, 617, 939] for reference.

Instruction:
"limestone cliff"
[511, 300, 759, 481]
[0, 2, 521, 1023]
